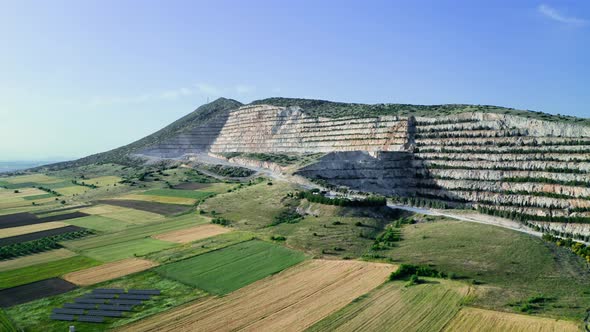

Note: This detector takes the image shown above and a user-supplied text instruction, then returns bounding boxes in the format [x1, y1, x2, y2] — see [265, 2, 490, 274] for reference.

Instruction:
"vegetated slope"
[33, 97, 243, 170]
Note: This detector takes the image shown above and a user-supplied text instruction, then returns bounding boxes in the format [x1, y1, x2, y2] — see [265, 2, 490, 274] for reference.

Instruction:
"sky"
[1, 0, 589, 161]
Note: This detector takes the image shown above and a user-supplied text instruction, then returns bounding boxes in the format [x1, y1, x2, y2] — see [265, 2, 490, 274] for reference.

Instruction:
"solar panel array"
[50, 288, 160, 324]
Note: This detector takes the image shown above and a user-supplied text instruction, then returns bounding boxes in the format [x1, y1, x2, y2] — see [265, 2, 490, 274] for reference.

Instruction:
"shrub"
[211, 217, 231, 226]
[389, 264, 446, 281]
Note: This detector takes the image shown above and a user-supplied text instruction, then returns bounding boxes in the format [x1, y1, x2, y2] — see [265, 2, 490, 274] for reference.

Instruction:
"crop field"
[0, 221, 68, 238]
[1, 174, 63, 185]
[6, 271, 207, 332]
[0, 278, 77, 308]
[142, 188, 215, 200]
[443, 307, 579, 332]
[97, 199, 190, 215]
[0, 255, 100, 289]
[155, 240, 306, 294]
[0, 309, 17, 332]
[78, 175, 122, 187]
[173, 182, 211, 190]
[53, 185, 90, 196]
[82, 238, 176, 262]
[79, 204, 164, 224]
[63, 258, 159, 286]
[0, 187, 58, 210]
[308, 278, 469, 332]
[123, 259, 394, 332]
[152, 224, 231, 243]
[63, 215, 131, 232]
[0, 225, 85, 246]
[382, 218, 590, 320]
[118, 193, 198, 206]
[64, 214, 204, 251]
[22, 193, 54, 200]
[0, 248, 77, 272]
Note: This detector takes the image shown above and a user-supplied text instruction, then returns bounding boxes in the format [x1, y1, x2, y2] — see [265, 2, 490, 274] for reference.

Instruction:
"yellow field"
[0, 187, 46, 198]
[62, 258, 159, 286]
[0, 222, 69, 238]
[0, 188, 57, 209]
[3, 174, 62, 184]
[443, 307, 579, 332]
[0, 249, 77, 272]
[54, 186, 90, 196]
[152, 224, 231, 243]
[119, 259, 395, 332]
[79, 205, 164, 224]
[79, 176, 122, 187]
[116, 194, 196, 206]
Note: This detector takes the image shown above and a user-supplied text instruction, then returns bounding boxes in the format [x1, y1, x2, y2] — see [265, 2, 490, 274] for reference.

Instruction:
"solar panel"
[52, 308, 85, 315]
[117, 294, 151, 300]
[127, 289, 161, 295]
[93, 288, 125, 294]
[97, 304, 132, 311]
[75, 298, 107, 304]
[77, 315, 105, 323]
[64, 303, 96, 309]
[83, 293, 117, 299]
[109, 299, 142, 305]
[87, 310, 123, 317]
[50, 314, 75, 321]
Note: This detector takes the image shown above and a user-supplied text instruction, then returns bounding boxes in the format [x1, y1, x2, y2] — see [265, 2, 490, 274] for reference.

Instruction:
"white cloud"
[538, 4, 588, 26]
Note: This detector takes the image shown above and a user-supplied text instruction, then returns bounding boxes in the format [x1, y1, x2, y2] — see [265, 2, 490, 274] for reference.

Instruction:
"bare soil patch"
[0, 225, 85, 246]
[0, 222, 69, 239]
[63, 258, 159, 286]
[152, 224, 230, 243]
[0, 213, 38, 229]
[0, 278, 77, 307]
[97, 200, 189, 216]
[119, 259, 394, 332]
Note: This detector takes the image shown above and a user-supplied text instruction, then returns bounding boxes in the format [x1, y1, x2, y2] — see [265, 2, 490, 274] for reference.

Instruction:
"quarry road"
[387, 204, 545, 238]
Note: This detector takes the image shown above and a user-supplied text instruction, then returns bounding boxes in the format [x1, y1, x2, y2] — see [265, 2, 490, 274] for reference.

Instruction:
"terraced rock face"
[135, 102, 590, 236]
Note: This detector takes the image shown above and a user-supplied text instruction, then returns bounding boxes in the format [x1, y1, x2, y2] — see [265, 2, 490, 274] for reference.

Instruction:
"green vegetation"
[64, 215, 130, 233]
[382, 219, 590, 320]
[0, 309, 17, 332]
[222, 152, 322, 166]
[269, 209, 302, 226]
[155, 240, 306, 294]
[22, 193, 54, 201]
[6, 271, 206, 332]
[201, 164, 255, 177]
[389, 263, 446, 280]
[0, 256, 100, 289]
[0, 229, 94, 260]
[542, 234, 590, 263]
[82, 238, 176, 262]
[211, 216, 231, 226]
[142, 188, 215, 200]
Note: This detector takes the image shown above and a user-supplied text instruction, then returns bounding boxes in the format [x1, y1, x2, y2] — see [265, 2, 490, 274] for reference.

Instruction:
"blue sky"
[1, 0, 588, 160]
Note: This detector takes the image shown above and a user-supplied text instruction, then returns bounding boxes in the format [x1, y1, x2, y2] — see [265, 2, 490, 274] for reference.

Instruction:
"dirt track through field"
[119, 259, 394, 332]
[152, 224, 230, 243]
[443, 307, 579, 332]
[62, 258, 159, 286]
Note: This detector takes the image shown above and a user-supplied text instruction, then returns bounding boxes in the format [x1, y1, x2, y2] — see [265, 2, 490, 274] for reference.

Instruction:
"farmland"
[5, 271, 206, 332]
[0, 278, 78, 308]
[0, 221, 68, 238]
[155, 240, 306, 294]
[0, 255, 100, 289]
[96, 199, 190, 215]
[443, 307, 579, 332]
[152, 224, 230, 243]
[141, 188, 215, 200]
[79, 205, 164, 224]
[308, 278, 469, 332]
[117, 194, 197, 206]
[121, 260, 394, 332]
[82, 238, 176, 261]
[63, 215, 131, 232]
[0, 248, 77, 272]
[63, 258, 159, 286]
[78, 176, 122, 187]
[0, 225, 85, 246]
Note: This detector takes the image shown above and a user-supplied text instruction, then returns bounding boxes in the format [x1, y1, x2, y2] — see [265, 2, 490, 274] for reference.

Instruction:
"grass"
[0, 248, 77, 272]
[381, 219, 590, 321]
[63, 215, 131, 233]
[308, 278, 468, 332]
[0, 255, 100, 289]
[22, 193, 54, 200]
[80, 204, 164, 224]
[54, 185, 90, 196]
[146, 230, 257, 264]
[142, 188, 215, 200]
[63, 214, 206, 251]
[82, 238, 177, 262]
[2, 174, 63, 184]
[5, 271, 207, 332]
[155, 240, 306, 294]
[78, 175, 122, 187]
[0, 309, 17, 332]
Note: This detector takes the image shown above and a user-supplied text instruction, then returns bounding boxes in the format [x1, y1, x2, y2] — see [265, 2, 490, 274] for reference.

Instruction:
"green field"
[64, 215, 131, 233]
[6, 271, 206, 332]
[381, 219, 590, 321]
[142, 188, 215, 199]
[82, 238, 176, 262]
[22, 193, 54, 201]
[308, 278, 468, 332]
[0, 256, 100, 289]
[0, 309, 17, 332]
[63, 214, 205, 251]
[155, 240, 306, 294]
[146, 230, 257, 264]
[0, 249, 77, 272]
